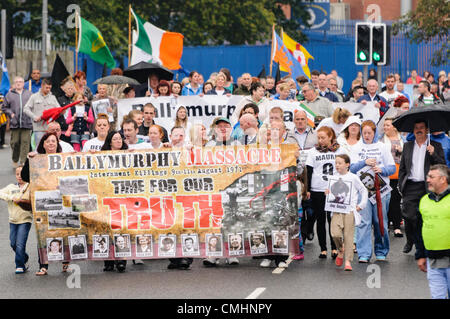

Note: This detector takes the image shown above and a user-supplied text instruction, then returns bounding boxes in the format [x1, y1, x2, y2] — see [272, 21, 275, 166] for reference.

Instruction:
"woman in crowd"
[317, 107, 352, 136]
[56, 77, 76, 143]
[337, 116, 362, 155]
[73, 71, 93, 102]
[82, 114, 110, 152]
[174, 106, 191, 142]
[206, 72, 231, 96]
[350, 120, 396, 263]
[231, 103, 260, 140]
[148, 125, 165, 149]
[189, 123, 208, 147]
[21, 132, 70, 276]
[156, 80, 171, 97]
[381, 117, 404, 238]
[101, 131, 128, 272]
[305, 126, 343, 259]
[65, 92, 95, 152]
[232, 82, 270, 125]
[219, 68, 236, 94]
[171, 81, 183, 97]
[202, 82, 214, 95]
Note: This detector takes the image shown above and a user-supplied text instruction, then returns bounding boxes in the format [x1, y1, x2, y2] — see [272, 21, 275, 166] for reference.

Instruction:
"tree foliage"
[392, 0, 450, 66]
[4, 0, 310, 58]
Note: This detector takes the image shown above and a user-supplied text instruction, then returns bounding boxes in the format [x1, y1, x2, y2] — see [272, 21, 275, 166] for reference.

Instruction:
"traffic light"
[371, 24, 390, 66]
[355, 23, 372, 65]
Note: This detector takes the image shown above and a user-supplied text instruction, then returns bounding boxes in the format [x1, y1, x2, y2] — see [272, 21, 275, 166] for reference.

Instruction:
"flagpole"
[128, 5, 131, 67]
[75, 11, 78, 72]
[269, 24, 275, 77]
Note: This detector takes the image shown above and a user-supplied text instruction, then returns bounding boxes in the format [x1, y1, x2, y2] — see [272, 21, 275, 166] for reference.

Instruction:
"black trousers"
[401, 181, 426, 246]
[388, 179, 402, 229]
[310, 191, 336, 252]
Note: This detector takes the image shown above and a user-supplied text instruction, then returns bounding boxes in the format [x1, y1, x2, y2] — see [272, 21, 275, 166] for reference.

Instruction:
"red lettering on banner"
[177, 195, 197, 228]
[198, 194, 223, 228]
[149, 196, 175, 229]
[103, 197, 150, 230]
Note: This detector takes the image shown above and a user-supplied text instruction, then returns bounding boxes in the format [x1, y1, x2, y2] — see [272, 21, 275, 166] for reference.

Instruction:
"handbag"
[16, 184, 32, 211]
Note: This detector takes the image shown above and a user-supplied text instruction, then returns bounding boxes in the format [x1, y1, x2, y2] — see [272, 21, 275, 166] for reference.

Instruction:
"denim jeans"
[427, 259, 450, 299]
[9, 223, 32, 268]
[356, 193, 390, 260]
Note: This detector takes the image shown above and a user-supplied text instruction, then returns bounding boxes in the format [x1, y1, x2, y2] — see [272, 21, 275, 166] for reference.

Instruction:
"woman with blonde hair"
[189, 123, 208, 147]
[317, 107, 351, 136]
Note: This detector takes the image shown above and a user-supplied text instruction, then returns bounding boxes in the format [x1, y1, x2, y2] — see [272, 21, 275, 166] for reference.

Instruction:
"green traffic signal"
[358, 51, 367, 61]
[373, 52, 381, 61]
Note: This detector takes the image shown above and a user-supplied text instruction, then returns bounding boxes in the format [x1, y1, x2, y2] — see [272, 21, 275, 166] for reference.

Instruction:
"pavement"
[0, 132, 430, 299]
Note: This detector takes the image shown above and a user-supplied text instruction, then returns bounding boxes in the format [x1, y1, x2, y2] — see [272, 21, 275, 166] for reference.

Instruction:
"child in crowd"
[0, 166, 32, 274]
[66, 92, 95, 151]
[325, 154, 368, 271]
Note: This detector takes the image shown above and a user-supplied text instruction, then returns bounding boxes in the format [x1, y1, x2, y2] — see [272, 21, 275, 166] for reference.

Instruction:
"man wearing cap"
[206, 118, 241, 146]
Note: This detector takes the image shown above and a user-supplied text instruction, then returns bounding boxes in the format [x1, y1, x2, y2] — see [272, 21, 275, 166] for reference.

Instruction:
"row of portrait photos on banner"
[45, 230, 290, 261]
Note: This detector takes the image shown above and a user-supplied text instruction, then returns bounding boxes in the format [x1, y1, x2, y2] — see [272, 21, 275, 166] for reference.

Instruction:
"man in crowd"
[23, 78, 60, 147]
[412, 81, 443, 108]
[122, 118, 145, 149]
[358, 79, 389, 117]
[47, 121, 74, 153]
[417, 164, 450, 299]
[317, 72, 338, 102]
[301, 82, 334, 117]
[293, 109, 317, 150]
[206, 118, 240, 146]
[169, 126, 186, 148]
[264, 76, 276, 96]
[234, 73, 252, 96]
[2, 76, 33, 167]
[379, 74, 404, 107]
[310, 70, 320, 89]
[24, 69, 42, 93]
[327, 75, 345, 102]
[139, 103, 169, 143]
[398, 121, 446, 255]
[135, 73, 159, 97]
[348, 85, 365, 103]
[237, 114, 259, 145]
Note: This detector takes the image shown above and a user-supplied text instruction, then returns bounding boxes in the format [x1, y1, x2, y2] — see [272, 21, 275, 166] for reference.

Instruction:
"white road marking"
[272, 254, 294, 275]
[246, 287, 266, 299]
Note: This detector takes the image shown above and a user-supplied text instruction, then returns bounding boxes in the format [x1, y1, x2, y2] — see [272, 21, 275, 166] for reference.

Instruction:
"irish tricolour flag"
[298, 102, 317, 128]
[130, 8, 183, 70]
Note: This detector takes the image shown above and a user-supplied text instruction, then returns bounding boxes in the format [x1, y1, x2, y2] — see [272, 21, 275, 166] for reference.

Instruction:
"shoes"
[103, 265, 114, 272]
[335, 256, 344, 267]
[353, 243, 357, 253]
[133, 259, 144, 265]
[116, 263, 126, 273]
[358, 257, 369, 263]
[307, 233, 314, 241]
[62, 263, 70, 272]
[394, 229, 404, 238]
[331, 250, 338, 259]
[344, 264, 353, 271]
[36, 267, 48, 276]
[319, 252, 327, 259]
[15, 267, 25, 274]
[277, 261, 288, 268]
[226, 257, 239, 265]
[260, 259, 272, 268]
[292, 253, 304, 260]
[203, 258, 218, 267]
[403, 243, 413, 254]
[376, 256, 386, 261]
[178, 259, 191, 270]
[167, 261, 180, 269]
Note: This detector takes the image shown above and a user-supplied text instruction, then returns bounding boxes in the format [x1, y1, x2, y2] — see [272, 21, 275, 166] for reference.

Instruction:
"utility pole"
[1, 10, 6, 58]
[42, 0, 48, 72]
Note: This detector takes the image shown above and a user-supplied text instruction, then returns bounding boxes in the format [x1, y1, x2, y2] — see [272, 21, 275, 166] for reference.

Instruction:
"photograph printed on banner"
[114, 234, 131, 258]
[249, 231, 268, 255]
[48, 206, 81, 229]
[58, 176, 89, 196]
[181, 234, 200, 257]
[92, 98, 114, 122]
[47, 237, 64, 261]
[72, 195, 98, 212]
[135, 234, 153, 258]
[158, 234, 177, 257]
[228, 233, 245, 256]
[272, 230, 289, 254]
[205, 233, 223, 257]
[34, 190, 63, 211]
[93, 235, 109, 258]
[357, 167, 391, 205]
[325, 176, 353, 213]
[68, 235, 88, 260]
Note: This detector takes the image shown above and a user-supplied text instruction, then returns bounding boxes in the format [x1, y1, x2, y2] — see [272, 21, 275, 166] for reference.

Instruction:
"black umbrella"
[123, 61, 173, 83]
[93, 75, 140, 86]
[392, 104, 450, 133]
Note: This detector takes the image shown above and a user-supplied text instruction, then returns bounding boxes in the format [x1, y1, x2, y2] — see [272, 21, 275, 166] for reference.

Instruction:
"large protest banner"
[29, 145, 300, 262]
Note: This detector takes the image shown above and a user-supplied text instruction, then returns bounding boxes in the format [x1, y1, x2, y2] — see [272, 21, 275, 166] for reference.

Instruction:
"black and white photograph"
[249, 231, 268, 255]
[325, 177, 353, 213]
[72, 195, 98, 212]
[158, 234, 176, 257]
[46, 237, 64, 261]
[92, 98, 114, 122]
[181, 234, 200, 257]
[205, 233, 223, 257]
[272, 230, 289, 254]
[68, 235, 88, 260]
[48, 206, 81, 229]
[59, 176, 90, 196]
[135, 235, 153, 258]
[34, 190, 63, 212]
[93, 235, 110, 258]
[227, 233, 245, 256]
[357, 167, 392, 205]
[114, 234, 132, 258]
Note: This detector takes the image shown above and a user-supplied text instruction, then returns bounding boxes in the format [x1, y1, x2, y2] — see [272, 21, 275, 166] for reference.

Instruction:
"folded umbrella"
[392, 104, 450, 133]
[41, 100, 81, 124]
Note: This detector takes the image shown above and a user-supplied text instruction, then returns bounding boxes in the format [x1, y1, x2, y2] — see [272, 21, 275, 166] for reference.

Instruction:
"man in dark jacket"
[234, 73, 252, 96]
[398, 120, 446, 255]
[2, 76, 33, 167]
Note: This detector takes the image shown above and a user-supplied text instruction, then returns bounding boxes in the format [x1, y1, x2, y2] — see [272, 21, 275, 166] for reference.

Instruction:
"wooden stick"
[128, 5, 132, 66]
[75, 11, 78, 72]
[269, 24, 275, 77]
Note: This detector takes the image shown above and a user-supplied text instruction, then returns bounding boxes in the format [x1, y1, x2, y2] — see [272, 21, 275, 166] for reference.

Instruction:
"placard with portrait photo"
[68, 235, 87, 260]
[114, 234, 131, 258]
[158, 234, 176, 257]
[181, 234, 200, 257]
[205, 233, 223, 257]
[228, 233, 245, 256]
[325, 176, 353, 213]
[249, 231, 268, 255]
[135, 234, 153, 258]
[47, 237, 64, 261]
[92, 235, 109, 258]
[272, 230, 289, 254]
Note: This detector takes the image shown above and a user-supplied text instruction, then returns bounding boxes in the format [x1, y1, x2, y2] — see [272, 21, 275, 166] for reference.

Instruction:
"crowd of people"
[0, 66, 449, 299]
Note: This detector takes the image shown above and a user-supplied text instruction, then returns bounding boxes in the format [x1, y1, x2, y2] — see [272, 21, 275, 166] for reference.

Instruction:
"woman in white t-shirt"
[82, 114, 110, 152]
[349, 120, 396, 263]
[317, 107, 351, 136]
[337, 116, 362, 156]
[174, 106, 192, 142]
[306, 126, 344, 259]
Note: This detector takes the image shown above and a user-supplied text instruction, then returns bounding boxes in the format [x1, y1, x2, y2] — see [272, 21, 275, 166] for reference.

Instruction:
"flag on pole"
[76, 15, 116, 69]
[271, 29, 306, 81]
[0, 52, 10, 96]
[298, 102, 317, 128]
[130, 8, 183, 70]
[281, 31, 314, 79]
